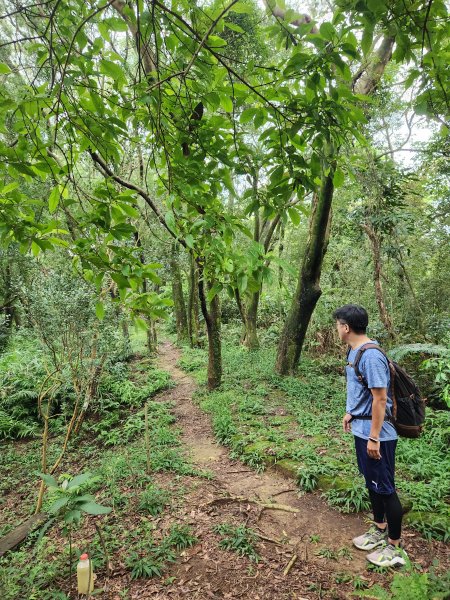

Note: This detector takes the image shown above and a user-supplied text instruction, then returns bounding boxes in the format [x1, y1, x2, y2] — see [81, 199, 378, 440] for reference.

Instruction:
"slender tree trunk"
[170, 244, 189, 345]
[243, 292, 260, 350]
[276, 162, 335, 374]
[147, 320, 158, 353]
[362, 223, 395, 339]
[278, 221, 285, 289]
[198, 261, 222, 390]
[187, 254, 200, 347]
[0, 263, 15, 352]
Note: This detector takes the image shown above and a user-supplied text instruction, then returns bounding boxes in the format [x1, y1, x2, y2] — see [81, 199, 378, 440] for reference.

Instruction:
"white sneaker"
[367, 543, 408, 567]
[353, 526, 388, 551]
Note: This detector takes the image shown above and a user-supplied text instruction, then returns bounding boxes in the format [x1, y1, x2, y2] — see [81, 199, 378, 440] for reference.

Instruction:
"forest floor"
[120, 341, 449, 599]
[1, 339, 448, 600]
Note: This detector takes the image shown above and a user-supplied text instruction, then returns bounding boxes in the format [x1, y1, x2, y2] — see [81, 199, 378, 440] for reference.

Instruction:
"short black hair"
[333, 304, 368, 334]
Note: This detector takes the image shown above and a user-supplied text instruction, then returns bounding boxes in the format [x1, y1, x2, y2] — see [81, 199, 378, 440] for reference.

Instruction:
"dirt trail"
[125, 341, 447, 600]
[157, 341, 368, 561]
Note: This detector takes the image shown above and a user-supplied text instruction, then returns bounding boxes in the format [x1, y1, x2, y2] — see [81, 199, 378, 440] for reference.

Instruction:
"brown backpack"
[348, 343, 426, 438]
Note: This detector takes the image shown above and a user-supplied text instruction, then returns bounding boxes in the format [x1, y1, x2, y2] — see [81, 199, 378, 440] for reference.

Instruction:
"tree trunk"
[198, 262, 222, 390]
[276, 162, 335, 375]
[278, 221, 285, 289]
[147, 319, 158, 354]
[187, 254, 200, 347]
[170, 244, 189, 345]
[362, 223, 395, 339]
[0, 263, 15, 352]
[243, 292, 260, 350]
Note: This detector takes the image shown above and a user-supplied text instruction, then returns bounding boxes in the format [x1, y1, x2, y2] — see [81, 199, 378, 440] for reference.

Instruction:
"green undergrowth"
[179, 330, 450, 542]
[0, 356, 206, 599]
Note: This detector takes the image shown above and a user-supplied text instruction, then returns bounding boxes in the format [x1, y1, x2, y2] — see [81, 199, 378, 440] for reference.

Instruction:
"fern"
[388, 344, 450, 362]
[0, 409, 36, 440]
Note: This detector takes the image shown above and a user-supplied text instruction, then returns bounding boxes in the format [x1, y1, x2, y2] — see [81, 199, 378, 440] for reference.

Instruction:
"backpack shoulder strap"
[353, 343, 388, 384]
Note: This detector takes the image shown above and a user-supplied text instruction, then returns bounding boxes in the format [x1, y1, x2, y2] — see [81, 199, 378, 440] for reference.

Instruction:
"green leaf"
[240, 107, 257, 124]
[100, 59, 125, 83]
[287, 207, 301, 225]
[224, 21, 245, 33]
[67, 472, 94, 489]
[333, 168, 345, 188]
[111, 273, 130, 288]
[220, 95, 233, 113]
[319, 22, 335, 40]
[63, 510, 82, 524]
[40, 473, 58, 488]
[207, 283, 223, 303]
[1, 182, 19, 194]
[0, 63, 11, 74]
[134, 317, 148, 331]
[78, 502, 112, 516]
[185, 234, 194, 249]
[230, 3, 252, 14]
[207, 35, 227, 48]
[48, 187, 60, 214]
[165, 211, 177, 233]
[49, 497, 70, 514]
[237, 274, 248, 293]
[95, 302, 105, 320]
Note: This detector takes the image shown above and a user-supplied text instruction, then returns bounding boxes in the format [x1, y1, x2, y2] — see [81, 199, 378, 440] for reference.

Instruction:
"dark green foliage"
[138, 485, 170, 516]
[165, 524, 198, 551]
[355, 561, 450, 599]
[214, 523, 260, 562]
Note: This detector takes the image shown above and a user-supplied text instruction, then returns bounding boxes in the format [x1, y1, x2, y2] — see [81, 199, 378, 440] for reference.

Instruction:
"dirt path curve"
[156, 342, 371, 572]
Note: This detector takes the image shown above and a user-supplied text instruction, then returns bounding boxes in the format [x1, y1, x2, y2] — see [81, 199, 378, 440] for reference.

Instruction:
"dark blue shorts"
[354, 436, 397, 495]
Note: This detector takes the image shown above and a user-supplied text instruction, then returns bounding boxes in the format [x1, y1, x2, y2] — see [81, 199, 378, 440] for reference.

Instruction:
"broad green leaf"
[63, 510, 82, 524]
[207, 283, 223, 303]
[288, 207, 301, 225]
[237, 274, 248, 293]
[319, 22, 335, 41]
[224, 22, 245, 33]
[207, 35, 227, 48]
[40, 473, 58, 488]
[1, 182, 19, 194]
[220, 95, 233, 113]
[48, 187, 60, 213]
[134, 317, 148, 331]
[100, 59, 125, 83]
[0, 63, 11, 74]
[230, 3, 252, 14]
[95, 302, 105, 320]
[78, 501, 112, 516]
[240, 108, 257, 124]
[333, 168, 345, 188]
[165, 211, 177, 232]
[185, 234, 194, 249]
[49, 496, 70, 514]
[111, 273, 130, 288]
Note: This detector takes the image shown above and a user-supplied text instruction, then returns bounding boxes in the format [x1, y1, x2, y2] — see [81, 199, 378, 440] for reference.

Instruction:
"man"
[333, 304, 407, 567]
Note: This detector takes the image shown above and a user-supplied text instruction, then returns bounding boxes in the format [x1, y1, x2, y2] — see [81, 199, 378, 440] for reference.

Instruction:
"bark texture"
[170, 244, 189, 345]
[276, 165, 335, 375]
[187, 254, 200, 347]
[198, 262, 222, 390]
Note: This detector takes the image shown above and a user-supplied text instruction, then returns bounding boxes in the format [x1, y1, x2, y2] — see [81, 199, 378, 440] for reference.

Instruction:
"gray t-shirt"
[346, 341, 398, 441]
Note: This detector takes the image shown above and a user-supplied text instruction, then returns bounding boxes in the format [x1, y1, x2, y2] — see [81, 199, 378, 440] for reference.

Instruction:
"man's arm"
[368, 387, 387, 459]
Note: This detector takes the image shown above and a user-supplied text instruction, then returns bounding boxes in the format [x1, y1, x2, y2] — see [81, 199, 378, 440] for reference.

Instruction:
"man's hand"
[342, 413, 352, 433]
[367, 439, 381, 460]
